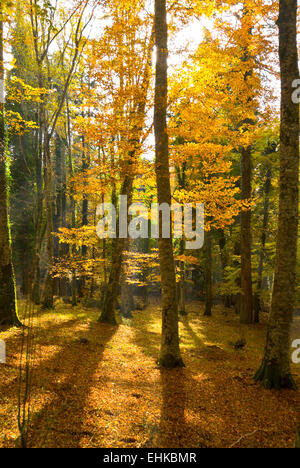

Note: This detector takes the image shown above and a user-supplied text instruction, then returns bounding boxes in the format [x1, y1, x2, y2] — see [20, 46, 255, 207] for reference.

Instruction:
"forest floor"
[0, 299, 299, 448]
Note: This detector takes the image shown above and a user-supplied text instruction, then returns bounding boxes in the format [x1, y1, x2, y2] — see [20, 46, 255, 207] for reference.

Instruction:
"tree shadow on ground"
[131, 309, 216, 448]
[155, 368, 187, 448]
[14, 320, 117, 448]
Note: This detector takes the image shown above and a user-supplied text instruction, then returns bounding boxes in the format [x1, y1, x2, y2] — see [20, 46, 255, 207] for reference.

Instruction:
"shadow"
[131, 310, 161, 361]
[0, 318, 85, 395]
[181, 318, 204, 349]
[146, 368, 213, 449]
[131, 308, 214, 448]
[156, 368, 187, 448]
[13, 320, 118, 448]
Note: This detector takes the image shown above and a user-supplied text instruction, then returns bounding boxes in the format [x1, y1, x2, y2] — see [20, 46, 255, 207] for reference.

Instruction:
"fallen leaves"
[0, 301, 299, 448]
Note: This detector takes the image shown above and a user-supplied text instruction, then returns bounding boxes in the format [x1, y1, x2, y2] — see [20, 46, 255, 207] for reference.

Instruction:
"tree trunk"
[254, 166, 272, 322]
[42, 134, 54, 309]
[234, 237, 241, 315]
[240, 145, 253, 323]
[295, 420, 300, 448]
[120, 268, 135, 319]
[178, 239, 186, 316]
[0, 14, 21, 327]
[53, 133, 65, 296]
[204, 228, 212, 317]
[31, 77, 44, 305]
[78, 134, 89, 298]
[255, 0, 299, 390]
[98, 176, 133, 325]
[218, 230, 232, 308]
[154, 0, 183, 368]
[98, 21, 154, 325]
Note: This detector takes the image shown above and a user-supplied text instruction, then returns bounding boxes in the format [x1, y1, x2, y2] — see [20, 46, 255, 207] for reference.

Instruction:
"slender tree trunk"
[54, 135, 68, 297]
[234, 237, 241, 315]
[78, 134, 89, 298]
[240, 145, 253, 323]
[255, 0, 299, 389]
[175, 166, 187, 316]
[204, 228, 212, 317]
[31, 77, 44, 305]
[154, 0, 183, 368]
[218, 230, 232, 307]
[98, 177, 133, 325]
[53, 134, 63, 295]
[98, 21, 154, 324]
[66, 103, 77, 305]
[254, 166, 272, 322]
[120, 266, 134, 319]
[42, 134, 54, 309]
[0, 14, 21, 327]
[295, 419, 300, 448]
[179, 238, 186, 316]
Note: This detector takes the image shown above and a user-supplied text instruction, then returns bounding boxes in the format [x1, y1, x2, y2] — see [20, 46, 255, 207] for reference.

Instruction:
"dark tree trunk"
[154, 0, 183, 368]
[204, 228, 212, 317]
[295, 420, 300, 448]
[0, 14, 21, 327]
[254, 166, 272, 322]
[98, 24, 154, 325]
[176, 166, 187, 316]
[98, 177, 133, 325]
[255, 0, 299, 390]
[53, 134, 67, 296]
[78, 134, 89, 298]
[42, 135, 54, 309]
[31, 76, 44, 305]
[120, 268, 135, 319]
[179, 239, 186, 316]
[234, 237, 241, 315]
[218, 230, 232, 308]
[240, 145, 253, 323]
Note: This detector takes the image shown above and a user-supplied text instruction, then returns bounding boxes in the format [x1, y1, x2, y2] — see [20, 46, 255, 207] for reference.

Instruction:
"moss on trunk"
[0, 14, 21, 328]
[255, 0, 299, 390]
[154, 0, 184, 368]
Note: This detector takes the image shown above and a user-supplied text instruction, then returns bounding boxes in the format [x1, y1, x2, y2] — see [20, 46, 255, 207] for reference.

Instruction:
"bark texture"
[179, 239, 186, 316]
[204, 228, 212, 317]
[98, 177, 133, 325]
[240, 145, 253, 324]
[295, 419, 300, 448]
[254, 165, 272, 322]
[255, 0, 299, 389]
[0, 14, 21, 326]
[154, 0, 183, 368]
[42, 135, 54, 309]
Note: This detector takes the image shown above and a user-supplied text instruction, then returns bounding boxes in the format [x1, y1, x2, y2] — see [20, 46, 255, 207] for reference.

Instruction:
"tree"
[253, 141, 276, 322]
[154, 0, 183, 368]
[239, 4, 255, 325]
[240, 144, 253, 324]
[0, 4, 21, 326]
[255, 0, 299, 390]
[296, 419, 300, 448]
[204, 226, 212, 317]
[25, 0, 92, 308]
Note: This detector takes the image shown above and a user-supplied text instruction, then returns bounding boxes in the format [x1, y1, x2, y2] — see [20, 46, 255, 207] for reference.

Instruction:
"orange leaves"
[5, 77, 51, 135]
[167, 1, 278, 231]
[55, 226, 99, 247]
[1, 302, 298, 448]
[6, 110, 39, 135]
[7, 76, 51, 104]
